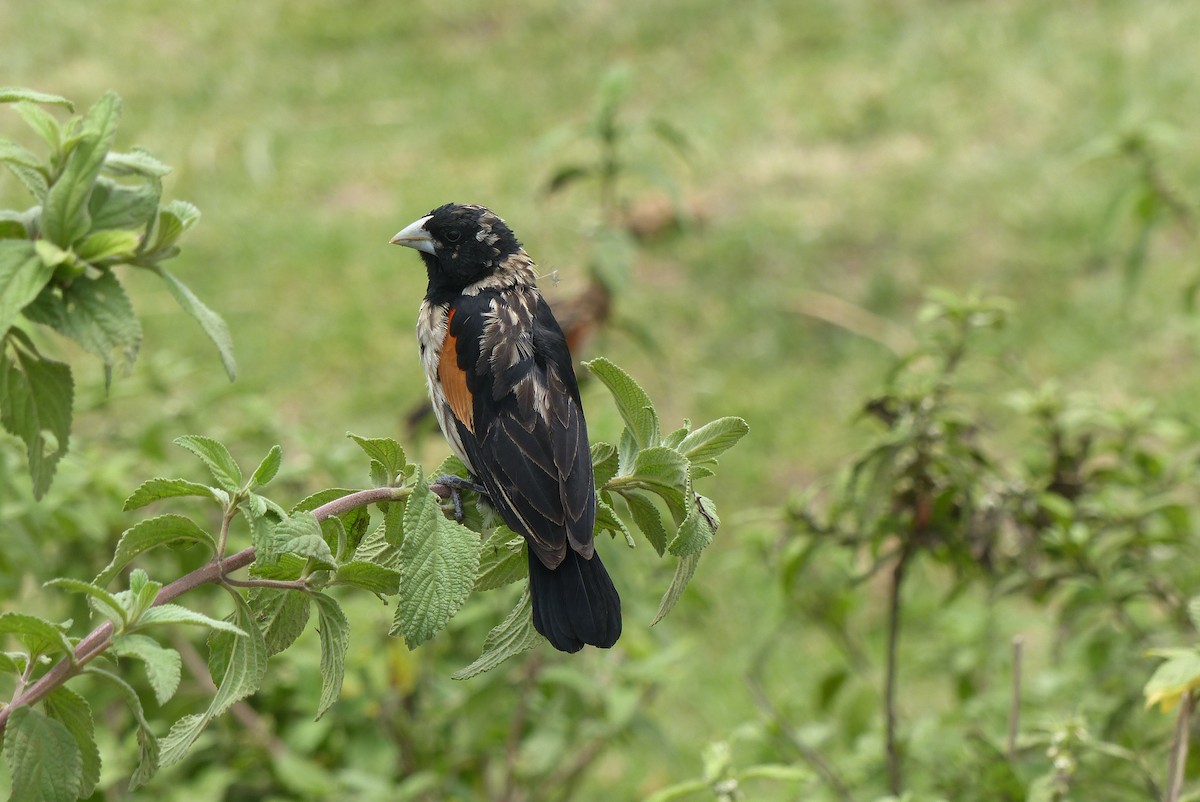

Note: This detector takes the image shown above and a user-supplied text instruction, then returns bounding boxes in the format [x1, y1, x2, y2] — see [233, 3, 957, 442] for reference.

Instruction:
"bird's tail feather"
[528, 548, 621, 653]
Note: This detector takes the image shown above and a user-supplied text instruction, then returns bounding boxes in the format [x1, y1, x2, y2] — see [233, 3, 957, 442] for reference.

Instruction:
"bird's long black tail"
[528, 548, 621, 653]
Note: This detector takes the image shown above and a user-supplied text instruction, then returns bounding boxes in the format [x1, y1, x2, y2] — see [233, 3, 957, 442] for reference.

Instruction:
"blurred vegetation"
[3, 0, 1200, 800]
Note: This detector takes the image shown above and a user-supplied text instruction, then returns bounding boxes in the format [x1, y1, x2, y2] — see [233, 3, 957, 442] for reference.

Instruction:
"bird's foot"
[433, 474, 488, 522]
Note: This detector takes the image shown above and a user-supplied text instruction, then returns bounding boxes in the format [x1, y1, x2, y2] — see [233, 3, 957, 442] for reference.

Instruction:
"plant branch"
[0, 485, 402, 736]
[884, 544, 911, 797]
[1166, 690, 1196, 802]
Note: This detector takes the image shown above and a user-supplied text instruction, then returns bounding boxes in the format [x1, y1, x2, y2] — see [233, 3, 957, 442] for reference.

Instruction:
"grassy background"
[4, 1, 1200, 799]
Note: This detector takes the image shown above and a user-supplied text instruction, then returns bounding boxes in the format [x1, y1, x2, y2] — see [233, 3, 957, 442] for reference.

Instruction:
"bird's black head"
[390, 203, 524, 296]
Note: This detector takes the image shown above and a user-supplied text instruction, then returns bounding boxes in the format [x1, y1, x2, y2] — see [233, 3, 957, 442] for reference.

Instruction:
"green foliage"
[0, 89, 234, 498]
[0, 352, 747, 798]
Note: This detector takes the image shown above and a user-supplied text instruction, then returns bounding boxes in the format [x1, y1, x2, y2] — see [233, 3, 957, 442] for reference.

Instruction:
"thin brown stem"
[0, 485, 402, 736]
[884, 545, 911, 797]
[1166, 691, 1196, 802]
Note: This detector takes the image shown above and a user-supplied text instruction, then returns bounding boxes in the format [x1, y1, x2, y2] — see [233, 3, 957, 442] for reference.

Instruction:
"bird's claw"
[434, 474, 488, 522]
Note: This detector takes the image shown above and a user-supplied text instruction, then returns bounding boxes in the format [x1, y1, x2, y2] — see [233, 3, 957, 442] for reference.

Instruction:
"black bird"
[390, 203, 621, 652]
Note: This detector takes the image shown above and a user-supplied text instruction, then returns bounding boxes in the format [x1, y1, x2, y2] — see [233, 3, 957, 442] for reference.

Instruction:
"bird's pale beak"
[389, 214, 436, 255]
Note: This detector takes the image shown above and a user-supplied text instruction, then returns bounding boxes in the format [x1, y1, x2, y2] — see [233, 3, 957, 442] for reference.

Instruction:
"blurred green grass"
[4, 0, 1200, 798]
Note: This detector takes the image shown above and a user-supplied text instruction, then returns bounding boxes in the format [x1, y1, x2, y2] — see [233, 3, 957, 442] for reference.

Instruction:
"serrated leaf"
[122, 477, 217, 511]
[247, 444, 282, 491]
[153, 267, 237, 381]
[651, 552, 701, 626]
[0, 344, 72, 499]
[620, 490, 669, 556]
[393, 477, 481, 647]
[616, 446, 690, 523]
[75, 228, 140, 263]
[83, 667, 158, 789]
[44, 578, 127, 628]
[42, 686, 100, 797]
[348, 433, 406, 487]
[148, 199, 200, 252]
[0, 240, 53, 333]
[160, 591, 267, 767]
[4, 705, 83, 802]
[0, 88, 74, 110]
[109, 633, 182, 706]
[121, 569, 162, 622]
[585, 357, 659, 450]
[104, 148, 171, 178]
[0, 139, 48, 200]
[452, 587, 538, 680]
[87, 178, 159, 231]
[662, 424, 689, 450]
[275, 511, 337, 570]
[669, 494, 719, 556]
[173, 434, 241, 491]
[41, 91, 121, 247]
[474, 528, 527, 591]
[352, 524, 401, 568]
[136, 604, 247, 635]
[332, 561, 401, 596]
[594, 497, 634, 546]
[311, 592, 350, 720]
[591, 442, 619, 490]
[0, 613, 73, 660]
[96, 514, 215, 585]
[23, 271, 142, 386]
[677, 416, 749, 464]
[250, 589, 312, 656]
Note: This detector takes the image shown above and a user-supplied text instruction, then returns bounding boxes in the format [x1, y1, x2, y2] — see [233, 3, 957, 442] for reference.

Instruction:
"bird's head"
[390, 203, 525, 294]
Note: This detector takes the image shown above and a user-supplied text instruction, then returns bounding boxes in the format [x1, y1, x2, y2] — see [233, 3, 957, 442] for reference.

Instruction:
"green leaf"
[617, 446, 690, 522]
[348, 433, 407, 487]
[620, 490, 669, 556]
[332, 561, 401, 596]
[122, 569, 162, 621]
[0, 139, 48, 200]
[1188, 596, 1200, 633]
[594, 497, 634, 546]
[0, 344, 72, 499]
[135, 604, 247, 635]
[96, 513, 215, 585]
[677, 416, 749, 464]
[123, 477, 217, 511]
[643, 779, 710, 802]
[153, 267, 237, 381]
[585, 357, 659, 450]
[251, 589, 312, 656]
[275, 511, 337, 570]
[173, 434, 242, 491]
[474, 528, 528, 591]
[247, 444, 282, 491]
[591, 442, 619, 489]
[311, 592, 350, 720]
[103, 148, 171, 178]
[651, 552, 701, 626]
[87, 177, 159, 231]
[4, 705, 82, 802]
[393, 476, 481, 647]
[0, 88, 74, 110]
[452, 587, 538, 680]
[42, 687, 100, 797]
[74, 229, 140, 263]
[0, 613, 74, 660]
[160, 591, 267, 768]
[83, 667, 158, 789]
[23, 271, 142, 386]
[147, 199, 200, 252]
[0, 241, 53, 334]
[13, 103, 61, 154]
[43, 578, 128, 628]
[109, 634, 182, 706]
[41, 91, 121, 247]
[669, 494, 719, 556]
[1144, 648, 1200, 712]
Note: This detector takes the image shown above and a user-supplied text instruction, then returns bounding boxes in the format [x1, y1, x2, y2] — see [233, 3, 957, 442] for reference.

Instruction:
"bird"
[389, 203, 621, 653]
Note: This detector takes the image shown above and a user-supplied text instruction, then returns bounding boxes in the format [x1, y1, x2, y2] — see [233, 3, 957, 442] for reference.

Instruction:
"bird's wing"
[441, 290, 596, 569]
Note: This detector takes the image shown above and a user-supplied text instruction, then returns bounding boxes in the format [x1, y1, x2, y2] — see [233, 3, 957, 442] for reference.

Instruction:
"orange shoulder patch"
[438, 309, 475, 433]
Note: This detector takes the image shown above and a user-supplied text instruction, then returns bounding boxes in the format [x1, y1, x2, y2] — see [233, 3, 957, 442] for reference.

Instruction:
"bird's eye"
[445, 230, 461, 243]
